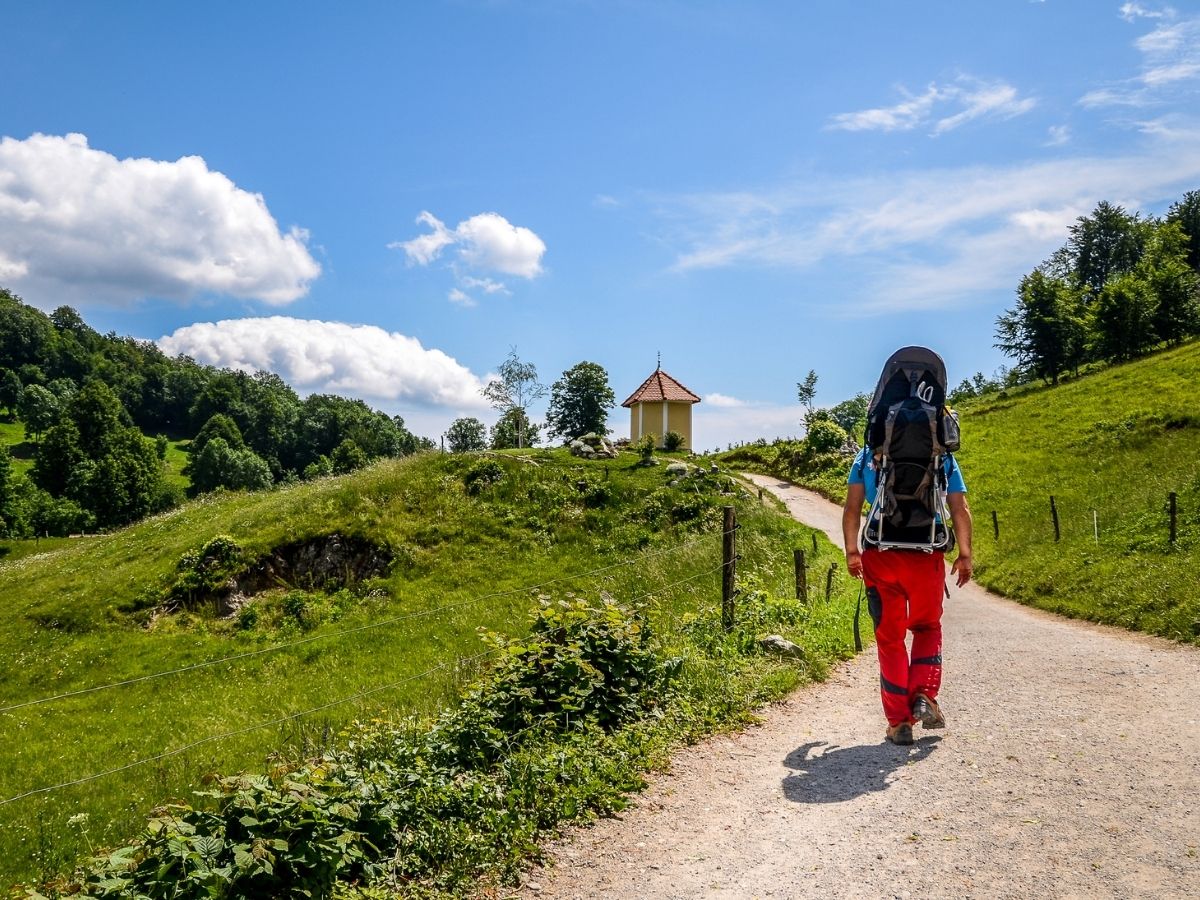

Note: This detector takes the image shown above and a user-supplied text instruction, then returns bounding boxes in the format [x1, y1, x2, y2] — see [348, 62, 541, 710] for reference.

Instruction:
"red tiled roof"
[621, 368, 702, 407]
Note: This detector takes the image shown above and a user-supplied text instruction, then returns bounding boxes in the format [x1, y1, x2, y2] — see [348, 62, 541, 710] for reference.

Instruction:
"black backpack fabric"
[862, 346, 959, 550]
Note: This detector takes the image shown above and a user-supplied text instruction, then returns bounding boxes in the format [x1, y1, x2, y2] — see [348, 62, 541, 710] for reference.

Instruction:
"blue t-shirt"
[847, 447, 966, 506]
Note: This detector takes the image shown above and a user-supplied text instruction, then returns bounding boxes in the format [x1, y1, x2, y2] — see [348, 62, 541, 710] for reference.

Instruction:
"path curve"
[518, 475, 1200, 899]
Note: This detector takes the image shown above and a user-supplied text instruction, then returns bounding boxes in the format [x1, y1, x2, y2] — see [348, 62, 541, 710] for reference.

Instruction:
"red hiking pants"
[861, 548, 946, 727]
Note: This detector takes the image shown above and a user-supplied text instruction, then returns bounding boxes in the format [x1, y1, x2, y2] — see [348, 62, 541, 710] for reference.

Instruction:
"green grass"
[955, 340, 1200, 642]
[0, 419, 35, 476]
[0, 449, 855, 887]
[161, 438, 191, 491]
[724, 339, 1200, 646]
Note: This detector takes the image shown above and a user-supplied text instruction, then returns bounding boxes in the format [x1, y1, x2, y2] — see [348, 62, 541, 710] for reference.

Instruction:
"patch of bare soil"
[515, 476, 1200, 899]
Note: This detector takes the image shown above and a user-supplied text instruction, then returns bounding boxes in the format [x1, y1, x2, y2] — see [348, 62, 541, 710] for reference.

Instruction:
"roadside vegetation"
[1, 447, 859, 894]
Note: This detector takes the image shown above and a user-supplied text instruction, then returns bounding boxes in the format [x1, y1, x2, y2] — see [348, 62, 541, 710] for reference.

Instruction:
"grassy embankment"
[0, 448, 859, 889]
[724, 339, 1200, 643]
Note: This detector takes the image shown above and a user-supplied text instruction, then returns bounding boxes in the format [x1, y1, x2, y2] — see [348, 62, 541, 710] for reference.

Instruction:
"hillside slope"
[0, 448, 852, 887]
[952, 340, 1200, 642]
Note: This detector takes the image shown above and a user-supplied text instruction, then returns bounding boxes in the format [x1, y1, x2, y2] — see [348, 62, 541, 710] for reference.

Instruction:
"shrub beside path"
[519, 476, 1200, 899]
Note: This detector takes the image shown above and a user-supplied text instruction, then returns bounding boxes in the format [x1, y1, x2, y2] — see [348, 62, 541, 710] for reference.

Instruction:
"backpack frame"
[860, 347, 959, 553]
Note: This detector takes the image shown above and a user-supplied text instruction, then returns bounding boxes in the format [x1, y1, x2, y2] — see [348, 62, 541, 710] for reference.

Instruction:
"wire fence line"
[0, 528, 724, 717]
[0, 528, 749, 808]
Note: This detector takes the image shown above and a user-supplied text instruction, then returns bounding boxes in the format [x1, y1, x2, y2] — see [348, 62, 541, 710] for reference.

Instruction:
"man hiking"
[841, 346, 973, 746]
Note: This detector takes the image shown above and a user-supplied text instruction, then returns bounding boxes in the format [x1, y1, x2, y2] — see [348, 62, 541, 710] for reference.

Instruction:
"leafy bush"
[54, 596, 679, 898]
[462, 459, 505, 496]
[663, 431, 685, 452]
[165, 535, 245, 609]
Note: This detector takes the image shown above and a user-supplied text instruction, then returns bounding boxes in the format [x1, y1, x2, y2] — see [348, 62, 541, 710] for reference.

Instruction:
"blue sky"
[2, 0, 1199, 448]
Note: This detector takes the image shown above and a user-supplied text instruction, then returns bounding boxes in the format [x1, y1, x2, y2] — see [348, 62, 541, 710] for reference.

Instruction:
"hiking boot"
[912, 693, 945, 730]
[885, 722, 913, 745]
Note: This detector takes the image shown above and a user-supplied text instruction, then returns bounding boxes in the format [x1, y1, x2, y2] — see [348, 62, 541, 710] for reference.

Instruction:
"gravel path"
[517, 476, 1200, 899]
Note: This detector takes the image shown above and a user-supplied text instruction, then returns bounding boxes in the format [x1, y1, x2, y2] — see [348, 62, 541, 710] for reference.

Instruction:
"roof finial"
[656, 351, 661, 370]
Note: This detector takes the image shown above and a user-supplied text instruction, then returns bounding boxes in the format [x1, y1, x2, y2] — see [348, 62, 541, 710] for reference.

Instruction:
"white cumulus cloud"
[0, 133, 320, 306]
[158, 317, 490, 409]
[392, 210, 546, 278]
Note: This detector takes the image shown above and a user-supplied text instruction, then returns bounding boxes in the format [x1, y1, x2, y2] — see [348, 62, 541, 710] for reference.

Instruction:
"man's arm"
[948, 491, 973, 587]
[843, 482, 866, 579]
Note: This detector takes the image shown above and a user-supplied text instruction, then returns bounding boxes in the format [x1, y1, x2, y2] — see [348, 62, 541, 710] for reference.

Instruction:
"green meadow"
[0, 449, 856, 887]
[955, 340, 1200, 641]
[727, 339, 1200, 645]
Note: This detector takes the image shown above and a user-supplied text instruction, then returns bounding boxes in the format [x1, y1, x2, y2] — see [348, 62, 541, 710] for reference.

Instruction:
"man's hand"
[846, 549, 863, 580]
[951, 553, 973, 587]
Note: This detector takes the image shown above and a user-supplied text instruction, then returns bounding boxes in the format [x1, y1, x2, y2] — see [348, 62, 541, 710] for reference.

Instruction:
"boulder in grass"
[665, 461, 690, 476]
[570, 432, 618, 459]
[758, 634, 805, 659]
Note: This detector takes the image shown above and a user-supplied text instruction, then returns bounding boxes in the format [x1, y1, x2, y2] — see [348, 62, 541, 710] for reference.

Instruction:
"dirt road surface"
[518, 476, 1200, 899]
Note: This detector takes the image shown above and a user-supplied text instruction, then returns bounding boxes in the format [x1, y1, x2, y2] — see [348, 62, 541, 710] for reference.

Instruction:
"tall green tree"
[995, 270, 1086, 384]
[1140, 220, 1200, 345]
[188, 437, 273, 495]
[481, 349, 545, 449]
[1166, 189, 1200, 272]
[0, 368, 21, 418]
[18, 384, 60, 443]
[1091, 273, 1159, 362]
[446, 417, 487, 452]
[490, 407, 541, 449]
[1068, 201, 1147, 298]
[545, 361, 616, 442]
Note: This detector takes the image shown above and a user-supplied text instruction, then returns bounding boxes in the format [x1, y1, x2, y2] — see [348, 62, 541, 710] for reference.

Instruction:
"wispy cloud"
[1045, 124, 1072, 146]
[658, 125, 1200, 312]
[1081, 8, 1199, 107]
[1120, 2, 1174, 23]
[829, 77, 1036, 135]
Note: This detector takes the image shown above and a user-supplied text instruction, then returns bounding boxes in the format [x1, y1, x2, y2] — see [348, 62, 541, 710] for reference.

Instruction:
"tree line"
[0, 288, 431, 537]
[995, 191, 1200, 384]
[446, 354, 617, 453]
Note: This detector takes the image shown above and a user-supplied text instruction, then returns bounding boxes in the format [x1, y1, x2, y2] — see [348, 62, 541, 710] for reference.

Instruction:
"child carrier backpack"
[861, 346, 960, 553]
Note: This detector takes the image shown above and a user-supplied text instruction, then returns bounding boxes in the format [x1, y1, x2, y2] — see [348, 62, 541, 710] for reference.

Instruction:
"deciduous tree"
[995, 270, 1086, 384]
[446, 417, 487, 453]
[481, 349, 545, 449]
[545, 361, 615, 442]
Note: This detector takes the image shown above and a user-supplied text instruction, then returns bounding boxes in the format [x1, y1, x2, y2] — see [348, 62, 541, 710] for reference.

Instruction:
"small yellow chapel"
[621, 365, 701, 449]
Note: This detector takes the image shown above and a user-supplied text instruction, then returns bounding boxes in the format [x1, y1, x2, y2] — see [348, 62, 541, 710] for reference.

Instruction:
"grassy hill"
[0, 448, 857, 888]
[725, 339, 1200, 645]
[956, 340, 1200, 642]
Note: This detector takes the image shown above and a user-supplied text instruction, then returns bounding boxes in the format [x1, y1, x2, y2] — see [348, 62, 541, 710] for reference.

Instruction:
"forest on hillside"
[990, 190, 1200, 388]
[0, 290, 433, 537]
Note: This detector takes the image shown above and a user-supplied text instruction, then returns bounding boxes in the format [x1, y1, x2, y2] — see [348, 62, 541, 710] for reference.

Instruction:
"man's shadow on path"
[781, 737, 941, 804]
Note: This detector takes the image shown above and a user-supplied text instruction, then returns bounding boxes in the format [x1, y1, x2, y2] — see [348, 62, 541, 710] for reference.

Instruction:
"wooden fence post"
[825, 563, 836, 601]
[1169, 491, 1177, 545]
[811, 532, 818, 553]
[722, 506, 737, 631]
[795, 549, 807, 602]
[991, 510, 999, 541]
[1050, 495, 1060, 542]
